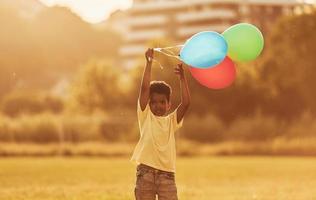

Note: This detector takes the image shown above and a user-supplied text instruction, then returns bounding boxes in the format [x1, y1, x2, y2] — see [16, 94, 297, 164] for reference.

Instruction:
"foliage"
[258, 11, 316, 118]
[0, 91, 63, 117]
[0, 4, 122, 97]
[68, 59, 127, 113]
[0, 112, 136, 144]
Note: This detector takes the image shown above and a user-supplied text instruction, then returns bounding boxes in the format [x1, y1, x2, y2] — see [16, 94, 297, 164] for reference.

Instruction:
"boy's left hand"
[174, 63, 185, 78]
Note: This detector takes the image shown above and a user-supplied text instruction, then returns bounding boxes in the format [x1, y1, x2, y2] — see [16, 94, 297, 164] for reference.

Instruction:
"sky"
[38, 0, 133, 24]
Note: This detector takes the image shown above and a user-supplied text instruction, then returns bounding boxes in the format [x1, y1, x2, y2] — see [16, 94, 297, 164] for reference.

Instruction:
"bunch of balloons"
[179, 23, 264, 89]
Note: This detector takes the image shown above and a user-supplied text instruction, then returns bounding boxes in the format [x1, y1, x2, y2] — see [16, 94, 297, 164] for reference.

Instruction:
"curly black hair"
[149, 81, 172, 102]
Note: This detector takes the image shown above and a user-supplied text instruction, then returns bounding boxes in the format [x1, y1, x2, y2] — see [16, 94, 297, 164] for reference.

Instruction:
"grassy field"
[0, 157, 316, 200]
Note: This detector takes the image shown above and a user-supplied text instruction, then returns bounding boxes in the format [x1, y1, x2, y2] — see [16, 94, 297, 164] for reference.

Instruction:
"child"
[131, 48, 191, 200]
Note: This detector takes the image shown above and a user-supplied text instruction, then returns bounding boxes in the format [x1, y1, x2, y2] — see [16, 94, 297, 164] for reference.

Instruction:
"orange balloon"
[189, 56, 236, 89]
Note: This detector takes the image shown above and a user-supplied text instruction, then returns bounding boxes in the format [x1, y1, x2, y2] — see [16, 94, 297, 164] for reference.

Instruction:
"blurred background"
[0, 0, 316, 157]
[1, 1, 316, 199]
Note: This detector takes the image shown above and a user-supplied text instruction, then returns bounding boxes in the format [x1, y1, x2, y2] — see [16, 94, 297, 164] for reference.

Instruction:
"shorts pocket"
[162, 173, 175, 180]
[136, 169, 154, 190]
[159, 173, 177, 192]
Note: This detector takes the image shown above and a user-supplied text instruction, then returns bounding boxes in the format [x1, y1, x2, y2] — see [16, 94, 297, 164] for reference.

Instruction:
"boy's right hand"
[145, 48, 154, 63]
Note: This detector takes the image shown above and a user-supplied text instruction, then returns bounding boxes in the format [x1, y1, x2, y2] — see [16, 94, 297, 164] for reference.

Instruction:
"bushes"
[61, 113, 102, 143]
[181, 113, 283, 143]
[182, 112, 315, 143]
[13, 114, 60, 143]
[0, 112, 136, 143]
[225, 113, 284, 141]
[0, 113, 62, 143]
[1, 111, 316, 156]
[0, 111, 315, 144]
[182, 114, 224, 143]
[0, 91, 63, 117]
[286, 111, 316, 139]
[0, 115, 13, 142]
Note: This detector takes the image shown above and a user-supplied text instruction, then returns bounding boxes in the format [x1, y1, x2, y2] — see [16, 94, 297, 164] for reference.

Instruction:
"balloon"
[189, 57, 236, 89]
[180, 31, 227, 69]
[222, 23, 264, 62]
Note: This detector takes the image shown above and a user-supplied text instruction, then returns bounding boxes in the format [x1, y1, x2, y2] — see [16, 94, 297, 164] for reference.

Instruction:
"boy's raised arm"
[139, 48, 154, 111]
[174, 63, 191, 123]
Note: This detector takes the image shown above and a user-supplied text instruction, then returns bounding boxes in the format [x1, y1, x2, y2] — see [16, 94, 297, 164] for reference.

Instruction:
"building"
[106, 0, 313, 68]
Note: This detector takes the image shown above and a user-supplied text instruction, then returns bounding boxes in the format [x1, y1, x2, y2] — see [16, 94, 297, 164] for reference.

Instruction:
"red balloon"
[189, 56, 236, 89]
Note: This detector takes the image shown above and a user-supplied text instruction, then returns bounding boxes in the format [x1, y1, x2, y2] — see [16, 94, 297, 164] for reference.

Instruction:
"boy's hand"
[145, 48, 154, 63]
[174, 63, 185, 79]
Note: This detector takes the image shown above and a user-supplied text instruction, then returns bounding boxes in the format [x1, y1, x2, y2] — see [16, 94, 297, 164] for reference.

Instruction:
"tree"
[68, 60, 124, 113]
[0, 5, 122, 98]
[258, 10, 316, 119]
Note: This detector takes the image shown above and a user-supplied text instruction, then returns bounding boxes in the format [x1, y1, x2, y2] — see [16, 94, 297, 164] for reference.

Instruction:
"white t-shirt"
[131, 100, 183, 172]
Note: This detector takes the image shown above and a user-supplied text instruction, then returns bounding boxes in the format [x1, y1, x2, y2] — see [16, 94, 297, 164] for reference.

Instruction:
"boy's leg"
[135, 189, 156, 200]
[135, 166, 156, 200]
[157, 173, 178, 200]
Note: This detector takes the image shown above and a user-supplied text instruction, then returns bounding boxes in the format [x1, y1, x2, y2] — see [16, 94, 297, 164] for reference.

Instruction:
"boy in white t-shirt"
[131, 48, 191, 200]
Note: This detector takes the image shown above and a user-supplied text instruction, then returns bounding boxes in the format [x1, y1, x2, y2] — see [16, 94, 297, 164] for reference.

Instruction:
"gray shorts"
[134, 164, 178, 200]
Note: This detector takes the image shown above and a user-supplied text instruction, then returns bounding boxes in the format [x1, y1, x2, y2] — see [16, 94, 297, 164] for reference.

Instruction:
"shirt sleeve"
[170, 108, 184, 132]
[137, 99, 150, 126]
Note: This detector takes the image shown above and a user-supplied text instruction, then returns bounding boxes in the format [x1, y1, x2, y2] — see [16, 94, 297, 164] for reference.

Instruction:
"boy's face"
[149, 92, 171, 116]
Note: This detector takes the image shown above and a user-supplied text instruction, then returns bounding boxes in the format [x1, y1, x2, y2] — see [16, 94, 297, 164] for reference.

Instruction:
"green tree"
[68, 60, 124, 113]
[258, 10, 316, 119]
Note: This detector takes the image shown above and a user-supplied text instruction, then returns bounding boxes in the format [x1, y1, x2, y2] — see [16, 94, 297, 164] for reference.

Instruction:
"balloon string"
[152, 58, 164, 69]
[151, 44, 183, 69]
[154, 44, 183, 54]
[156, 44, 184, 50]
[161, 48, 175, 56]
[154, 48, 182, 60]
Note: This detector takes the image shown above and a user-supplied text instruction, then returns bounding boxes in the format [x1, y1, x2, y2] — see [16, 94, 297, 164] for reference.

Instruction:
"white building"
[107, 0, 312, 68]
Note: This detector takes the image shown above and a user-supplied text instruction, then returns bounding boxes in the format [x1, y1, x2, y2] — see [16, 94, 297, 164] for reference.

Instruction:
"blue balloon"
[180, 31, 228, 68]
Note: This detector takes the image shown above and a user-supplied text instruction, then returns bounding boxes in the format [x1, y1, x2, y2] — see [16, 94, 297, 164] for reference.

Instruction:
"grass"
[0, 157, 316, 200]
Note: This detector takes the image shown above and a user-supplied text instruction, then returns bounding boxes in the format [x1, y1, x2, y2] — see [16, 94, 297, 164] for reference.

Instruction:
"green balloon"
[222, 23, 264, 62]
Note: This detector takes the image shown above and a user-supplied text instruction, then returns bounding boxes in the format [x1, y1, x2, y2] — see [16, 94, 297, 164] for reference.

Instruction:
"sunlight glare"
[39, 0, 133, 23]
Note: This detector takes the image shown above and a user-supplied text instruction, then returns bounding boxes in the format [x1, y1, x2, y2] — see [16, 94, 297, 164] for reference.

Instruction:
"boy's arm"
[139, 48, 154, 111]
[174, 63, 191, 123]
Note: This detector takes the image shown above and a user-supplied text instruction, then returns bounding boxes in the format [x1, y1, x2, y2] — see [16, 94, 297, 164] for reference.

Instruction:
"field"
[1, 157, 316, 200]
